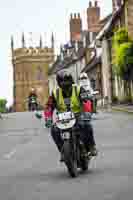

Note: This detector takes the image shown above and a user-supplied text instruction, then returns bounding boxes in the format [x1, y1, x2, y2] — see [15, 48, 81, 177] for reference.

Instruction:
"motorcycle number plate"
[58, 112, 74, 121]
[62, 132, 70, 139]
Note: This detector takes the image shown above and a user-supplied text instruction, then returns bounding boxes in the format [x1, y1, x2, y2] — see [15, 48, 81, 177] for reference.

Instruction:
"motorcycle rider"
[44, 71, 98, 157]
[79, 73, 97, 113]
[28, 88, 38, 111]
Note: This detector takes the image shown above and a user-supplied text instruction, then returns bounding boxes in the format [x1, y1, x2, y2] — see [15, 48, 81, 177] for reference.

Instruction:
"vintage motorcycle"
[35, 109, 92, 178]
[55, 110, 92, 177]
[35, 88, 96, 178]
[29, 97, 38, 111]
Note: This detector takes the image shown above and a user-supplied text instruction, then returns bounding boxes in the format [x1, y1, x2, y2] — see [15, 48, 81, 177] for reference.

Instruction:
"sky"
[0, 0, 112, 106]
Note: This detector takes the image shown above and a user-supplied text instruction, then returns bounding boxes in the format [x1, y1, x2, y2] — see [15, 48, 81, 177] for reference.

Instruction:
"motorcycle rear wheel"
[63, 141, 78, 178]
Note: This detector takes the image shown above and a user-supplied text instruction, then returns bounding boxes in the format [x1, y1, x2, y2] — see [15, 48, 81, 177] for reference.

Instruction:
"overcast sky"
[0, 0, 112, 106]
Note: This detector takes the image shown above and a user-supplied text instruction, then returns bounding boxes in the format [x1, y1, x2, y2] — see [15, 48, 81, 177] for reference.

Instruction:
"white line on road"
[3, 149, 17, 159]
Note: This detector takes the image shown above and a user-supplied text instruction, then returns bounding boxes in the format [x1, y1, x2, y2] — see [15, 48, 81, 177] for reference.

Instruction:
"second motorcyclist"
[28, 88, 38, 111]
[79, 73, 97, 113]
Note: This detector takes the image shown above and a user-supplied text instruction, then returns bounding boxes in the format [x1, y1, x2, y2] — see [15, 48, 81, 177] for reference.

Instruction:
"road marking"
[3, 149, 17, 159]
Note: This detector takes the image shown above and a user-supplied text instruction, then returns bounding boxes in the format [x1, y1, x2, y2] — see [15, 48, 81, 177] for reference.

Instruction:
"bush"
[112, 28, 133, 80]
[113, 42, 133, 77]
[113, 28, 130, 46]
[119, 95, 132, 104]
[112, 96, 118, 103]
[124, 95, 132, 103]
[0, 99, 7, 113]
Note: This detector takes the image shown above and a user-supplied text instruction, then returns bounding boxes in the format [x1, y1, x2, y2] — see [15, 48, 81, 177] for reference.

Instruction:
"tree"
[0, 99, 7, 113]
[112, 28, 133, 101]
[113, 42, 133, 80]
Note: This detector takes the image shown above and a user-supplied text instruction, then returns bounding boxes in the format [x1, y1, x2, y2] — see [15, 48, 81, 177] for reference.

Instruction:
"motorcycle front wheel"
[80, 157, 89, 171]
[63, 140, 78, 178]
[31, 103, 37, 111]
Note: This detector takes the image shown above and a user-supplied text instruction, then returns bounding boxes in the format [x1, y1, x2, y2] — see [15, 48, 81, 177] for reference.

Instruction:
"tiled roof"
[48, 47, 86, 75]
[96, 5, 124, 40]
[99, 14, 112, 25]
[82, 55, 101, 73]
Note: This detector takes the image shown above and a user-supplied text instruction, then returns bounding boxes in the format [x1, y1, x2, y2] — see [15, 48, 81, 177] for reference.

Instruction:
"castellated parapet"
[12, 47, 54, 64]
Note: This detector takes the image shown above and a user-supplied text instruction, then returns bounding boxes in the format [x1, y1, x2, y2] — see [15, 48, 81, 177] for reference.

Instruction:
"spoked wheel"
[31, 104, 37, 111]
[63, 141, 78, 178]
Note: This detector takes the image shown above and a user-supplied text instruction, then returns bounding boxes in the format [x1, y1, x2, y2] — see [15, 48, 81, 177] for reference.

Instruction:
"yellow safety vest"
[53, 85, 81, 113]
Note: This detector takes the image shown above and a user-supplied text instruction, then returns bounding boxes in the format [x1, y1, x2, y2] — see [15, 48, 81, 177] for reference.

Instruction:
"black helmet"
[56, 70, 74, 89]
[56, 71, 64, 88]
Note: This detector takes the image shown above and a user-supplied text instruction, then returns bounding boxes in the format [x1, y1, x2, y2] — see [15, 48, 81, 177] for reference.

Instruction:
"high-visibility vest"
[53, 85, 81, 113]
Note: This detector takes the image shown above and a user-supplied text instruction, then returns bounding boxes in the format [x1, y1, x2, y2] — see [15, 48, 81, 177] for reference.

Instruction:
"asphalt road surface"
[0, 111, 133, 200]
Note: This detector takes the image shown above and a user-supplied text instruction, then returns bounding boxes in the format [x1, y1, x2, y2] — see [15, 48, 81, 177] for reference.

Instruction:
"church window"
[36, 66, 44, 80]
[25, 72, 28, 81]
[17, 72, 21, 81]
[90, 78, 96, 90]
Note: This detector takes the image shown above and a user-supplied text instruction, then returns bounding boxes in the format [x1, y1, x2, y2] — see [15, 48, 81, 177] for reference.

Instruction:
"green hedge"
[0, 99, 7, 113]
[112, 28, 133, 80]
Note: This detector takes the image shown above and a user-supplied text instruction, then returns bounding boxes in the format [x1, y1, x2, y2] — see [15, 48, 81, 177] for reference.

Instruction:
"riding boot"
[51, 126, 64, 152]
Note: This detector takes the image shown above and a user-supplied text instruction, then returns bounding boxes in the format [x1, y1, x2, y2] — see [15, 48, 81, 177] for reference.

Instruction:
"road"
[0, 111, 133, 200]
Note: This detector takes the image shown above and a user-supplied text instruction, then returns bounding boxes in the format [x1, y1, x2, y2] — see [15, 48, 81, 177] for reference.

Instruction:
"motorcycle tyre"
[31, 103, 37, 111]
[80, 157, 89, 172]
[63, 140, 78, 178]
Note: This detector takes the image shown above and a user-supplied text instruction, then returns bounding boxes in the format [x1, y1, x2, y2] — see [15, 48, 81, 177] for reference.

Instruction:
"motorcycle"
[53, 110, 93, 177]
[35, 109, 92, 178]
[29, 98, 38, 111]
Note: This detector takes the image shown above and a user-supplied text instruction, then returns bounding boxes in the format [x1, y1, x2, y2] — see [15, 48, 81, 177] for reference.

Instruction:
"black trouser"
[28, 102, 37, 110]
[50, 121, 96, 153]
[90, 98, 97, 113]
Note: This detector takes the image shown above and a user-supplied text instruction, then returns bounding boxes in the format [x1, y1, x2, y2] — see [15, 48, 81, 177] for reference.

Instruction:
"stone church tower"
[11, 33, 55, 112]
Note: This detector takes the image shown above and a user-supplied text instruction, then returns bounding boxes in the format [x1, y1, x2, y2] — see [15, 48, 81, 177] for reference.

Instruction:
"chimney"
[70, 13, 82, 42]
[95, 1, 98, 7]
[87, 1, 100, 33]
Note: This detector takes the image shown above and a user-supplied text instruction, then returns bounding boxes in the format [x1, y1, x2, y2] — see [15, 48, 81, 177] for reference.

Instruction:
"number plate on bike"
[58, 112, 74, 121]
[61, 132, 70, 139]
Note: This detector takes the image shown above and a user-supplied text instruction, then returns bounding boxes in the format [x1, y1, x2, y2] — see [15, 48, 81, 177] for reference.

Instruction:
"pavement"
[112, 104, 133, 114]
[97, 103, 133, 114]
[0, 111, 133, 200]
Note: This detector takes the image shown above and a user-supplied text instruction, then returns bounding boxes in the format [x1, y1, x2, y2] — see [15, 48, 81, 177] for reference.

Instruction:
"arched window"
[17, 72, 21, 81]
[36, 66, 44, 80]
[25, 72, 29, 81]
[90, 78, 96, 90]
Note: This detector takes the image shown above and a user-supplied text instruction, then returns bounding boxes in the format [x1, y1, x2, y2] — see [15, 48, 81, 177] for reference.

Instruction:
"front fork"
[71, 132, 82, 165]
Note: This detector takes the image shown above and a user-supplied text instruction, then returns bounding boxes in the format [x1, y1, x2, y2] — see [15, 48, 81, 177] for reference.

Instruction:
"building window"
[36, 66, 44, 81]
[17, 72, 21, 81]
[25, 72, 29, 81]
[90, 78, 96, 90]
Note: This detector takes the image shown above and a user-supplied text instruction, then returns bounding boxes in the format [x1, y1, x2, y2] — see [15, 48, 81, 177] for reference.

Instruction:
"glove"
[45, 118, 52, 128]
[35, 111, 42, 119]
